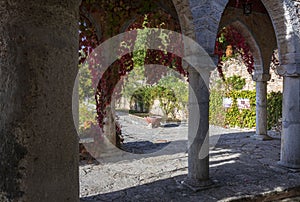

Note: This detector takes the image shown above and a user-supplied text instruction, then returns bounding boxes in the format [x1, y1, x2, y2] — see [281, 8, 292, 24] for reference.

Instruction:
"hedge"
[210, 90, 282, 129]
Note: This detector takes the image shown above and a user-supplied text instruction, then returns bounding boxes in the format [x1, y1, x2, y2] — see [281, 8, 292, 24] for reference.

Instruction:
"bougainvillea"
[215, 26, 254, 80]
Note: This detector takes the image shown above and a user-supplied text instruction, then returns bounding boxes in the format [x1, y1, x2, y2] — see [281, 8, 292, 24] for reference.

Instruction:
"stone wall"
[210, 58, 283, 93]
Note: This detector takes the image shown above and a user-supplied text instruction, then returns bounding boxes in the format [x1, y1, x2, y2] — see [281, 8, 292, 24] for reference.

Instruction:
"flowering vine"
[215, 26, 254, 80]
[79, 0, 187, 134]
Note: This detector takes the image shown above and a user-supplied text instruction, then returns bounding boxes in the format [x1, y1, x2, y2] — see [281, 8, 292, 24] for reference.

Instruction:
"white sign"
[223, 97, 232, 108]
[237, 98, 250, 109]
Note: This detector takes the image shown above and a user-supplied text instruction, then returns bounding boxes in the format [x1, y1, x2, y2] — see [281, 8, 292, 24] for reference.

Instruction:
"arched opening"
[2, 0, 300, 201]
[210, 0, 280, 141]
[77, 0, 200, 198]
[184, 0, 295, 193]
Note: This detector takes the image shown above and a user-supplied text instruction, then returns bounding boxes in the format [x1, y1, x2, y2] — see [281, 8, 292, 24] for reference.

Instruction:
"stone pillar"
[104, 105, 116, 146]
[0, 1, 79, 201]
[252, 73, 272, 140]
[184, 68, 212, 191]
[278, 76, 300, 169]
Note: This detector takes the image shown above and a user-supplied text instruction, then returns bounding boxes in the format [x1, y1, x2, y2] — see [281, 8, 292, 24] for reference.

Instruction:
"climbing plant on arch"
[79, 1, 187, 134]
[215, 26, 254, 80]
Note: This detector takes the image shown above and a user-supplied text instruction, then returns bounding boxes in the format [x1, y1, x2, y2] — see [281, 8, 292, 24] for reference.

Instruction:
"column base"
[277, 161, 300, 171]
[181, 177, 216, 192]
[251, 134, 273, 141]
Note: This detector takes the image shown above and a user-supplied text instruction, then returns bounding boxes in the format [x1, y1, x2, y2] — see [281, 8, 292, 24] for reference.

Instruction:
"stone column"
[252, 73, 272, 140]
[184, 68, 212, 191]
[0, 1, 79, 201]
[278, 76, 300, 169]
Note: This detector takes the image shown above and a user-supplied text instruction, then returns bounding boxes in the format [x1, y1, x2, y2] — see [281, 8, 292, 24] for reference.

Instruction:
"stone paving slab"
[79, 114, 300, 201]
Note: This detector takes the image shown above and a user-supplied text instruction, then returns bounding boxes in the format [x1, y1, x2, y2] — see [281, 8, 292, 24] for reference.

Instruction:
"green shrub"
[152, 85, 179, 119]
[267, 91, 282, 130]
[225, 75, 246, 91]
[210, 89, 283, 130]
[130, 86, 155, 113]
[224, 90, 256, 128]
[130, 84, 180, 119]
[209, 89, 226, 126]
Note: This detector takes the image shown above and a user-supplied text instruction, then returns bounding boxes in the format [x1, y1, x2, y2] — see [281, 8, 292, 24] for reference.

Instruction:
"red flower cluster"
[215, 26, 254, 80]
[79, 6, 188, 131]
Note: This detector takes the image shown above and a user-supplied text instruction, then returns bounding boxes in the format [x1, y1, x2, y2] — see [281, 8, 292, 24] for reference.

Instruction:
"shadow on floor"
[80, 131, 300, 201]
[121, 141, 170, 154]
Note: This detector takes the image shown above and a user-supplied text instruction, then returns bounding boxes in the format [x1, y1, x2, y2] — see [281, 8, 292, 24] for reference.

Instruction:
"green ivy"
[153, 85, 178, 119]
[267, 91, 282, 130]
[225, 90, 256, 128]
[210, 90, 282, 129]
[225, 75, 246, 91]
[130, 86, 155, 113]
[209, 89, 226, 126]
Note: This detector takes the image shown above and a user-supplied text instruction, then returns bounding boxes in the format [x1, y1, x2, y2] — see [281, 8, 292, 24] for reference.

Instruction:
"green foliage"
[79, 63, 94, 101]
[225, 75, 246, 91]
[130, 86, 155, 113]
[209, 89, 226, 126]
[78, 62, 97, 134]
[121, 14, 188, 118]
[157, 73, 188, 109]
[267, 91, 282, 130]
[224, 90, 256, 128]
[130, 84, 181, 119]
[122, 65, 146, 99]
[79, 102, 97, 135]
[132, 15, 149, 68]
[152, 85, 179, 119]
[218, 33, 227, 46]
[122, 15, 157, 100]
[210, 89, 283, 130]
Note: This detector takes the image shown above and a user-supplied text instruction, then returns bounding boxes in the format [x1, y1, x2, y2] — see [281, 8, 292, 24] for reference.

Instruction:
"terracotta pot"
[145, 116, 162, 128]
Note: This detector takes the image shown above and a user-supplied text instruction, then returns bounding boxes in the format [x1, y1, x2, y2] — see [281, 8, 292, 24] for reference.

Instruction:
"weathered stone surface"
[187, 68, 210, 183]
[280, 76, 300, 168]
[79, 113, 300, 201]
[254, 80, 272, 139]
[0, 0, 300, 201]
[0, 1, 79, 201]
[261, 0, 300, 66]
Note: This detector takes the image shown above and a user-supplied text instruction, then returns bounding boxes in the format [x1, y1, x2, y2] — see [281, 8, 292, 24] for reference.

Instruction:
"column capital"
[252, 73, 271, 82]
[276, 64, 300, 77]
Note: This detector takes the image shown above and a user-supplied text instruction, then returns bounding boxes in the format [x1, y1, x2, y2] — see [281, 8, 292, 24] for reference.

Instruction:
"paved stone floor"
[79, 113, 300, 201]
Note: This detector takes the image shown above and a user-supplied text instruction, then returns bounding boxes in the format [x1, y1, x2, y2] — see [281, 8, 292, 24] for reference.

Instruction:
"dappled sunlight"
[210, 148, 233, 154]
[210, 160, 237, 168]
[210, 148, 241, 168]
[210, 153, 241, 163]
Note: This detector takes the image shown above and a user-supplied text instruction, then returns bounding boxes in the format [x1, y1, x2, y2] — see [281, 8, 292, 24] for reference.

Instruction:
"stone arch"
[80, 0, 183, 42]
[187, 0, 300, 71]
[222, 20, 264, 72]
[261, 0, 300, 73]
[120, 5, 181, 33]
[217, 0, 277, 74]
[186, 0, 300, 170]
[172, 0, 197, 39]
[79, 0, 185, 145]
[187, 0, 229, 55]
